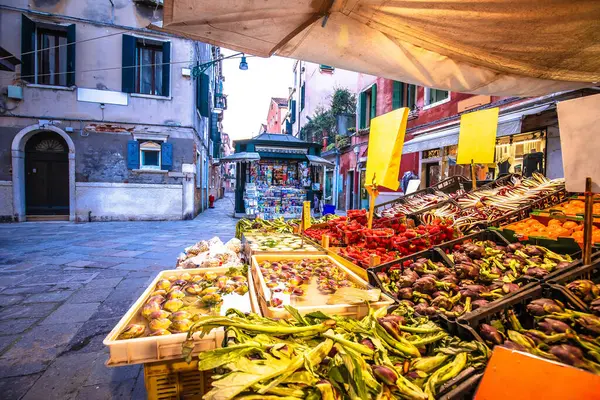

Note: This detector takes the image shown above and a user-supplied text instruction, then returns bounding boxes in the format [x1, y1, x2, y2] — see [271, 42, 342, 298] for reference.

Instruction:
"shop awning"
[306, 154, 334, 167]
[402, 103, 554, 154]
[219, 152, 261, 163]
[156, 1, 600, 96]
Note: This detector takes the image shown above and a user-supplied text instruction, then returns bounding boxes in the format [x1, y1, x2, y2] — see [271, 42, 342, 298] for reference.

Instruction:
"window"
[122, 35, 171, 96]
[127, 139, 172, 171]
[196, 151, 202, 188]
[358, 84, 377, 129]
[140, 141, 161, 170]
[136, 42, 163, 95]
[392, 81, 417, 110]
[300, 83, 305, 111]
[424, 88, 450, 108]
[21, 15, 76, 86]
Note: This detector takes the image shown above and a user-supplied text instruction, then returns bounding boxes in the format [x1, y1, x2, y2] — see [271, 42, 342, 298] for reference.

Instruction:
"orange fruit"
[563, 221, 578, 230]
[548, 219, 562, 227]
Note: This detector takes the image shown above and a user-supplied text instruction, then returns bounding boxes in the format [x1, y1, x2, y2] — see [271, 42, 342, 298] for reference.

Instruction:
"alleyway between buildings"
[0, 195, 237, 399]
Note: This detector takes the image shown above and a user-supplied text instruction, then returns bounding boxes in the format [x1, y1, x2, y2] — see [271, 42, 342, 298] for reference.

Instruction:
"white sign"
[405, 179, 421, 195]
[77, 87, 128, 106]
[557, 94, 600, 193]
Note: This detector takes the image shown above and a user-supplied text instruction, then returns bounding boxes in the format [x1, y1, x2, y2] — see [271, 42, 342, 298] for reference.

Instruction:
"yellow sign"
[365, 108, 409, 190]
[302, 201, 312, 230]
[456, 107, 499, 165]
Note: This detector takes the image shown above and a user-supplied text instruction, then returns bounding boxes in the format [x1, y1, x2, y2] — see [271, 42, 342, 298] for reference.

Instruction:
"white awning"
[156, 1, 599, 96]
[402, 103, 554, 154]
[219, 152, 260, 163]
[306, 154, 334, 167]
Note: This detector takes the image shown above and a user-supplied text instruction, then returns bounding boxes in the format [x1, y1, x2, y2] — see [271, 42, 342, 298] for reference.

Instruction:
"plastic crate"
[431, 175, 469, 194]
[144, 359, 212, 400]
[546, 257, 600, 312]
[104, 267, 261, 366]
[435, 229, 511, 255]
[251, 253, 395, 319]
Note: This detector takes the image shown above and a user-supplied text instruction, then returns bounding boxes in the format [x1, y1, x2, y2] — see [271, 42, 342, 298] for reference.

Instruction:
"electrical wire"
[0, 53, 251, 84]
[0, 30, 127, 61]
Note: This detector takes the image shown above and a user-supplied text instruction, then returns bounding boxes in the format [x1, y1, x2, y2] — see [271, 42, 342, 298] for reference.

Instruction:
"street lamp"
[239, 55, 248, 70]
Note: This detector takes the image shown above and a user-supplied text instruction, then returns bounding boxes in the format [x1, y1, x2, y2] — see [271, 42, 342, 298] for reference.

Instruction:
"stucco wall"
[0, 181, 13, 221]
[75, 182, 183, 221]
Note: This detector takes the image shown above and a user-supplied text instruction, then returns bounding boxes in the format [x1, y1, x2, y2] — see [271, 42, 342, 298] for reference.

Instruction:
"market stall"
[224, 133, 332, 219]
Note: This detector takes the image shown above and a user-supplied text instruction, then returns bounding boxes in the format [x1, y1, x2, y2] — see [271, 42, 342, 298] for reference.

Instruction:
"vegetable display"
[559, 279, 600, 316]
[477, 298, 600, 374]
[236, 215, 340, 239]
[183, 306, 489, 400]
[257, 258, 359, 307]
[546, 199, 600, 216]
[379, 192, 451, 218]
[244, 233, 321, 253]
[338, 221, 456, 269]
[375, 240, 573, 318]
[117, 268, 249, 340]
[502, 217, 600, 244]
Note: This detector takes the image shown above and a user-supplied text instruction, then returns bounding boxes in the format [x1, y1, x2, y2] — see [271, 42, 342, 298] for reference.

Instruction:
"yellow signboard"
[302, 201, 312, 230]
[456, 107, 499, 165]
[365, 108, 409, 190]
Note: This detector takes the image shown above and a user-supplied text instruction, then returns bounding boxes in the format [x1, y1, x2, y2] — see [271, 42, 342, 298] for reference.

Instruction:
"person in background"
[523, 148, 544, 177]
[401, 170, 418, 194]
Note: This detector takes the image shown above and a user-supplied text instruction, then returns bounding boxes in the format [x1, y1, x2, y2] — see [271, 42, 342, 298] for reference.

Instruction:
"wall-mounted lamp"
[239, 55, 248, 71]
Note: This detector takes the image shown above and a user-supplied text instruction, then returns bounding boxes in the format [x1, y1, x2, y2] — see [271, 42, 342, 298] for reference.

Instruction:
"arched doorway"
[24, 131, 69, 216]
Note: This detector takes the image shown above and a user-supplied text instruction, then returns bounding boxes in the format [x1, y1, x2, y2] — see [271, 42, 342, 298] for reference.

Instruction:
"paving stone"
[68, 288, 112, 304]
[64, 318, 120, 354]
[2, 323, 83, 363]
[0, 318, 40, 335]
[114, 277, 151, 290]
[131, 370, 147, 400]
[24, 290, 74, 303]
[0, 274, 27, 286]
[75, 380, 136, 400]
[112, 250, 147, 258]
[41, 302, 100, 325]
[0, 356, 49, 379]
[68, 272, 100, 284]
[0, 335, 18, 353]
[85, 357, 140, 385]
[84, 277, 123, 289]
[66, 260, 95, 268]
[95, 269, 130, 278]
[113, 263, 151, 271]
[0, 294, 26, 307]
[0, 285, 55, 295]
[19, 274, 72, 286]
[0, 303, 58, 321]
[50, 282, 84, 292]
[22, 352, 97, 400]
[0, 374, 42, 400]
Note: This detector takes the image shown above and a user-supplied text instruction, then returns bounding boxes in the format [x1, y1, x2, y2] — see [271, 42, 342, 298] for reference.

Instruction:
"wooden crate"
[144, 359, 212, 400]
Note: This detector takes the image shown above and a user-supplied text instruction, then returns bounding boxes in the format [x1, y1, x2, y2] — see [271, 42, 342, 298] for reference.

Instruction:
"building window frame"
[35, 27, 68, 86]
[423, 88, 451, 110]
[139, 141, 162, 170]
[122, 34, 171, 97]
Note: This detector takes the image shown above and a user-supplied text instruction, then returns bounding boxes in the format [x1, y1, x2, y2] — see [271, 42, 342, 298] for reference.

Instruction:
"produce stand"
[104, 175, 600, 399]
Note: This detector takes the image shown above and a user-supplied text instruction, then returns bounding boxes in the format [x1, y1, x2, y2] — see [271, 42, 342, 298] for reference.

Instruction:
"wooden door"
[25, 132, 69, 215]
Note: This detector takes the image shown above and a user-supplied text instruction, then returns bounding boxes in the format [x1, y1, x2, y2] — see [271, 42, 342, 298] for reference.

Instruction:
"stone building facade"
[0, 0, 224, 221]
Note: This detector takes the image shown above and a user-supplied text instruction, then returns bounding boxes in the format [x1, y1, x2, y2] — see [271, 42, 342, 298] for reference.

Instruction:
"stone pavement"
[0, 195, 237, 400]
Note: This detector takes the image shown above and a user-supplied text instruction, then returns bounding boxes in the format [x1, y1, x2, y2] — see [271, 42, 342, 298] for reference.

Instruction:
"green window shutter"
[198, 73, 210, 117]
[359, 91, 367, 129]
[407, 84, 416, 110]
[370, 84, 377, 119]
[161, 41, 171, 97]
[66, 24, 76, 87]
[21, 15, 36, 83]
[122, 35, 137, 93]
[290, 100, 297, 124]
[392, 81, 403, 109]
[210, 112, 219, 140]
[300, 83, 305, 110]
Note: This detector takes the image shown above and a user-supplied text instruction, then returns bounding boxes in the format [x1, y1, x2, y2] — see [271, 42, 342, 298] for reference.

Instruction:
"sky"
[221, 49, 295, 141]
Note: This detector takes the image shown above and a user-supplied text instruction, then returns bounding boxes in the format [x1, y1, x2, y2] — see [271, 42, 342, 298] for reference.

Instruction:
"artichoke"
[149, 318, 172, 331]
[566, 280, 600, 303]
[480, 324, 504, 345]
[526, 298, 564, 316]
[118, 324, 146, 340]
[163, 298, 184, 312]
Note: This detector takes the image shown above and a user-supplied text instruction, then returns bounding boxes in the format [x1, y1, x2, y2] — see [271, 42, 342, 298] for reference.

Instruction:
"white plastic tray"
[103, 266, 260, 366]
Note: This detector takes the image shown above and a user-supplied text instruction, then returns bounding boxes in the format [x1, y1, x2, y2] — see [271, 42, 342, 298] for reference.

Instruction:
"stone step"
[26, 215, 69, 222]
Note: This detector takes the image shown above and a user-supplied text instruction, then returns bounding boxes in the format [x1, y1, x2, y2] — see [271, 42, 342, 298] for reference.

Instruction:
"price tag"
[303, 201, 312, 230]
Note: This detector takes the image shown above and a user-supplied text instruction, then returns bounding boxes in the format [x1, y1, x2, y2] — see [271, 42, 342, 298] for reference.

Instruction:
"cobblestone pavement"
[0, 195, 237, 400]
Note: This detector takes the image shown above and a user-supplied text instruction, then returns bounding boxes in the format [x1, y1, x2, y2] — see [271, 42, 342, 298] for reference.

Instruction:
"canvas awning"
[402, 103, 553, 154]
[219, 152, 260, 163]
[157, 1, 600, 96]
[306, 154, 334, 167]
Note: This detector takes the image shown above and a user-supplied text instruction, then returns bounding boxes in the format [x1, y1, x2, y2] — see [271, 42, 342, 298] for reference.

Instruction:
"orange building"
[265, 97, 288, 134]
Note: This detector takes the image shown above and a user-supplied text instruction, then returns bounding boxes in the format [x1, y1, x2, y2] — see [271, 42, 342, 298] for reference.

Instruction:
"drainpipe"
[108, 0, 115, 24]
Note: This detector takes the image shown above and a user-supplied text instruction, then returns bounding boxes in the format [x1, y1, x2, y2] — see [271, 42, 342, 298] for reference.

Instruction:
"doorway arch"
[12, 125, 76, 222]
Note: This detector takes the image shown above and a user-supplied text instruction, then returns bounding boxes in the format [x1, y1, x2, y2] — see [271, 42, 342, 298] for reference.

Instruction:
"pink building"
[265, 97, 288, 134]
